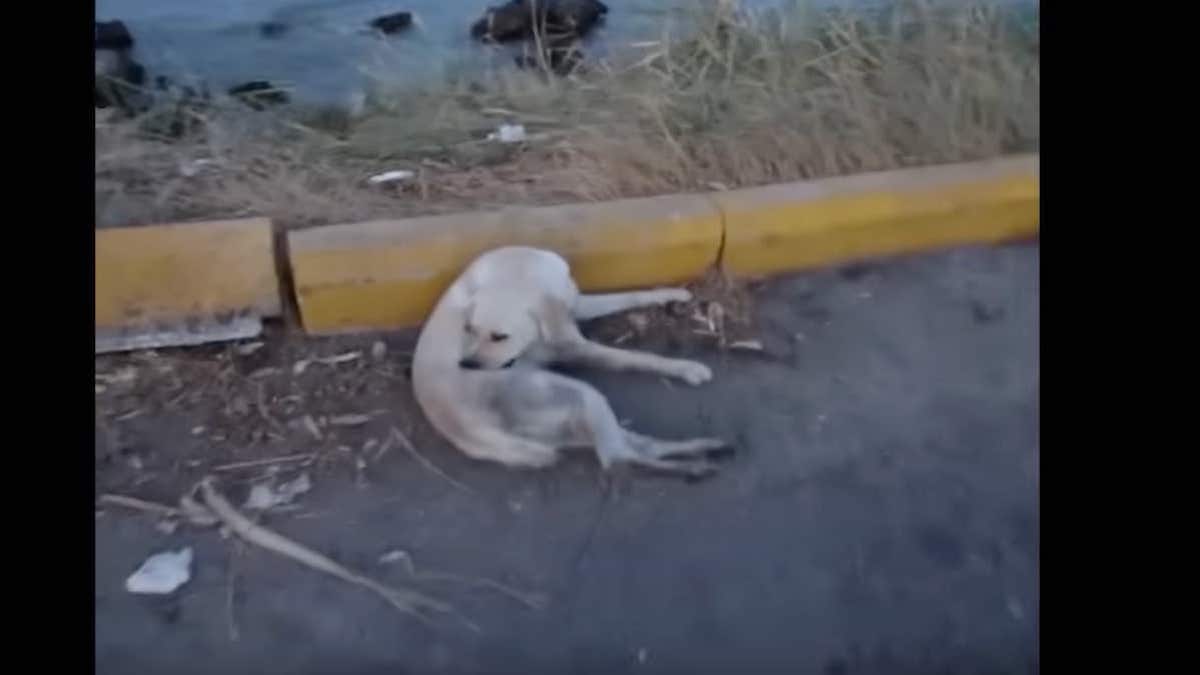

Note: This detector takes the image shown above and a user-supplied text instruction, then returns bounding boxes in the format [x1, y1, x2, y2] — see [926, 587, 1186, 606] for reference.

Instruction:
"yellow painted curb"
[714, 155, 1039, 277]
[96, 218, 281, 352]
[289, 195, 723, 333]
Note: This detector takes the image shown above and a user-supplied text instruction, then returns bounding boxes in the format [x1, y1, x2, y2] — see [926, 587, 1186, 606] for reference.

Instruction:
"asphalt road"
[95, 242, 1039, 675]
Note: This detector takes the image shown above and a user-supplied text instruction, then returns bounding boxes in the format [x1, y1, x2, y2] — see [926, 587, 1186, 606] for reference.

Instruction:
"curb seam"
[701, 191, 730, 273]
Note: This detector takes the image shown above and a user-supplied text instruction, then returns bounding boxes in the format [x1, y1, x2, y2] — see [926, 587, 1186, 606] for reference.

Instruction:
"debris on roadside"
[196, 477, 466, 627]
[104, 480, 469, 630]
[371, 341, 387, 360]
[96, 367, 138, 386]
[180, 158, 220, 178]
[179, 494, 220, 526]
[211, 454, 315, 474]
[729, 339, 764, 352]
[243, 472, 312, 511]
[367, 169, 415, 185]
[487, 124, 527, 144]
[321, 351, 362, 365]
[328, 414, 372, 427]
[293, 351, 362, 375]
[391, 426, 474, 494]
[300, 415, 323, 440]
[125, 547, 193, 594]
[378, 549, 411, 565]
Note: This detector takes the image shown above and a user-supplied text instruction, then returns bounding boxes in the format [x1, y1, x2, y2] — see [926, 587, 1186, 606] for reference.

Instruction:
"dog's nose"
[458, 358, 481, 370]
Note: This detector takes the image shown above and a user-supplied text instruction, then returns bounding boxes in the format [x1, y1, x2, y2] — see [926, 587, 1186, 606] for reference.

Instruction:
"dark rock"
[94, 78, 148, 113]
[471, 0, 536, 43]
[96, 20, 134, 51]
[124, 60, 146, 87]
[259, 21, 289, 38]
[369, 11, 413, 34]
[95, 50, 148, 112]
[227, 81, 290, 110]
[548, 0, 608, 37]
[95, 20, 145, 112]
[471, 0, 607, 44]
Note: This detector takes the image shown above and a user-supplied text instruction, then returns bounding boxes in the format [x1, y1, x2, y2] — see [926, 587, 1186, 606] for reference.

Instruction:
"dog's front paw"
[673, 360, 713, 386]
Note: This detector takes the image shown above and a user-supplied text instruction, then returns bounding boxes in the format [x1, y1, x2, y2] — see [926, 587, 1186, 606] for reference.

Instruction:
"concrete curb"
[288, 194, 723, 334]
[95, 217, 281, 353]
[716, 155, 1039, 277]
[288, 155, 1038, 335]
[93, 156, 1038, 349]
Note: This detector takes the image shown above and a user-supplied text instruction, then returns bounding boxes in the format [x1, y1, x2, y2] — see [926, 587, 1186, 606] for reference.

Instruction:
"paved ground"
[95, 243, 1039, 675]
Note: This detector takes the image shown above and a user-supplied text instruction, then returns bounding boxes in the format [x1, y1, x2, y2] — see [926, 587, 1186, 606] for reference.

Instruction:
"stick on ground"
[98, 493, 181, 518]
[391, 427, 474, 494]
[197, 477, 476, 631]
[384, 549, 548, 610]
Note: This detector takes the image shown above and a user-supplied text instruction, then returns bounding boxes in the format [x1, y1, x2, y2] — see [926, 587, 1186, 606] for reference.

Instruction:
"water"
[95, 0, 677, 106]
[96, 0, 1034, 108]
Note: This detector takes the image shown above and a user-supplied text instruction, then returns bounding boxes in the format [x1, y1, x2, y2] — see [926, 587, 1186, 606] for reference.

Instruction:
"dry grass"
[95, 0, 1038, 230]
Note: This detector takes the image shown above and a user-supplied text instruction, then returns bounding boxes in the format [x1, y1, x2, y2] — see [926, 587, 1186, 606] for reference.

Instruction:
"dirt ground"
[95, 243, 1039, 675]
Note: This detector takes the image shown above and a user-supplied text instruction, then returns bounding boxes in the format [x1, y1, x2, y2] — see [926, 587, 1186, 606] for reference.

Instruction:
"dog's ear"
[530, 293, 580, 342]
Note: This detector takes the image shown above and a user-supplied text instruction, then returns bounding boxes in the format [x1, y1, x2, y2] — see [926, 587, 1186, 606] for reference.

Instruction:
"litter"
[379, 549, 410, 565]
[125, 547, 193, 594]
[371, 341, 387, 360]
[318, 351, 362, 365]
[180, 159, 219, 178]
[367, 170, 415, 185]
[487, 124, 527, 143]
[235, 341, 264, 356]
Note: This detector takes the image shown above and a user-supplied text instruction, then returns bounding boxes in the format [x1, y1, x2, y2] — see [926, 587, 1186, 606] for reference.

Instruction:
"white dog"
[412, 246, 732, 479]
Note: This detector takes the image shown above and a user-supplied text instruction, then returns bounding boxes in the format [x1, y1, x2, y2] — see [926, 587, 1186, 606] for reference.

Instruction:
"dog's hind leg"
[457, 434, 560, 469]
[568, 379, 719, 479]
[572, 288, 692, 321]
[492, 370, 718, 479]
[621, 430, 732, 460]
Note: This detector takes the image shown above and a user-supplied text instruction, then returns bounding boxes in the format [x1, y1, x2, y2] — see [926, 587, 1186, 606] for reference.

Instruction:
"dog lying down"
[412, 246, 733, 480]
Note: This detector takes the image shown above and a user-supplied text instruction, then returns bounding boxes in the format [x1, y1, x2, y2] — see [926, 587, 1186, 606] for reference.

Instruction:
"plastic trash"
[367, 170, 415, 185]
[487, 124, 527, 143]
[125, 547, 193, 594]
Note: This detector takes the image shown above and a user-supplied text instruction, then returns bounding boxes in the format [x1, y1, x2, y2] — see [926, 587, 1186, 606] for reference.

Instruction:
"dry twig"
[196, 477, 475, 630]
[391, 427, 474, 494]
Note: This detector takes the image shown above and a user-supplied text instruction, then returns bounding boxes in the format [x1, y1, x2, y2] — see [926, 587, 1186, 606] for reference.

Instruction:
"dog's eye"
[490, 332, 509, 342]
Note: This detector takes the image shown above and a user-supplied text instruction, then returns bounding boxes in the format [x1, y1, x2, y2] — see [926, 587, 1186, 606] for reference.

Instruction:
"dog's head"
[458, 287, 542, 370]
